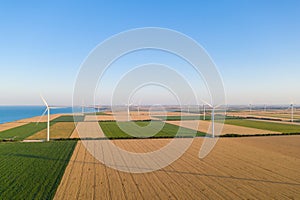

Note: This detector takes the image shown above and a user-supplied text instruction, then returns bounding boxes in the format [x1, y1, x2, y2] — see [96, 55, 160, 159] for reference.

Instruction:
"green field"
[0, 123, 47, 141]
[225, 119, 300, 133]
[51, 115, 85, 122]
[0, 141, 77, 199]
[99, 121, 205, 139]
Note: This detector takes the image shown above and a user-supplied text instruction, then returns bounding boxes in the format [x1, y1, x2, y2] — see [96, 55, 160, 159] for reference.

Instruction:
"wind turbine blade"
[36, 108, 48, 125]
[199, 99, 213, 107]
[40, 95, 49, 108]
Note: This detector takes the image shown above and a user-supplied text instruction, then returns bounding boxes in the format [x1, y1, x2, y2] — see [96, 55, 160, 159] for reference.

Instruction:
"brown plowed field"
[54, 136, 300, 199]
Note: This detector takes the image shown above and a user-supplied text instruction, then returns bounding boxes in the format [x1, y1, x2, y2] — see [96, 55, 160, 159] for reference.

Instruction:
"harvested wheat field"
[54, 136, 300, 199]
[166, 120, 279, 135]
[26, 122, 75, 139]
[0, 122, 28, 132]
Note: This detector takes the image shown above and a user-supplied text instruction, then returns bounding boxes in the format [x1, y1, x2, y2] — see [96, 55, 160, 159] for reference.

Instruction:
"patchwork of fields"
[0, 111, 300, 199]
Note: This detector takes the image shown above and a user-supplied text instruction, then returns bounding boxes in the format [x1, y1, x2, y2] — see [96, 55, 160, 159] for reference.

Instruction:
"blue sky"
[0, 1, 299, 105]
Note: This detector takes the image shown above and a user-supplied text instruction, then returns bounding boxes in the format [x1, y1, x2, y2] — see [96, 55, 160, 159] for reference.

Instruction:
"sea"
[0, 106, 97, 124]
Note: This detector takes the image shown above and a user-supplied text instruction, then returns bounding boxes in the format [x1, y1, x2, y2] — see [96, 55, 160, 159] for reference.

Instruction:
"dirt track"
[54, 135, 300, 199]
[166, 120, 280, 135]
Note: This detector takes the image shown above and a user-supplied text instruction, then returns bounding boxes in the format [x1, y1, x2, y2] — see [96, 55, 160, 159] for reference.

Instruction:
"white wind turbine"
[40, 96, 51, 141]
[200, 99, 220, 138]
[203, 104, 206, 120]
[134, 98, 142, 116]
[81, 100, 85, 114]
[39, 96, 64, 141]
[290, 103, 294, 123]
[126, 103, 133, 121]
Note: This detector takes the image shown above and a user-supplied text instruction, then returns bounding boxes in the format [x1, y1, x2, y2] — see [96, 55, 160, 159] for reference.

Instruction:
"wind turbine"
[249, 104, 252, 114]
[81, 100, 85, 114]
[126, 103, 133, 121]
[290, 103, 294, 123]
[39, 96, 65, 141]
[135, 98, 142, 116]
[200, 99, 219, 138]
[203, 104, 206, 120]
[40, 96, 50, 141]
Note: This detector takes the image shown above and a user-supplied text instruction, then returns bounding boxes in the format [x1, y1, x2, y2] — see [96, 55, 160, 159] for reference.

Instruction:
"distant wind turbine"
[203, 104, 206, 120]
[126, 103, 133, 121]
[290, 103, 294, 123]
[81, 100, 85, 113]
[200, 99, 221, 138]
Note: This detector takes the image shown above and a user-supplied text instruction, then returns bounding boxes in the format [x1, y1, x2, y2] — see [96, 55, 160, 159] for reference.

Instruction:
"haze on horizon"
[0, 1, 299, 106]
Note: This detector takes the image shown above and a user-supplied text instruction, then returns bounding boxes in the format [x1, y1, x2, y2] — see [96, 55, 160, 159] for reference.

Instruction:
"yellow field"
[26, 122, 75, 139]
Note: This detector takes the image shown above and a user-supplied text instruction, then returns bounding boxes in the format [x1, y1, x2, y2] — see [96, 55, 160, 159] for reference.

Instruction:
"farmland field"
[51, 115, 85, 122]
[99, 121, 206, 138]
[0, 122, 47, 140]
[27, 122, 76, 140]
[55, 136, 300, 199]
[0, 141, 77, 199]
[225, 119, 300, 133]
